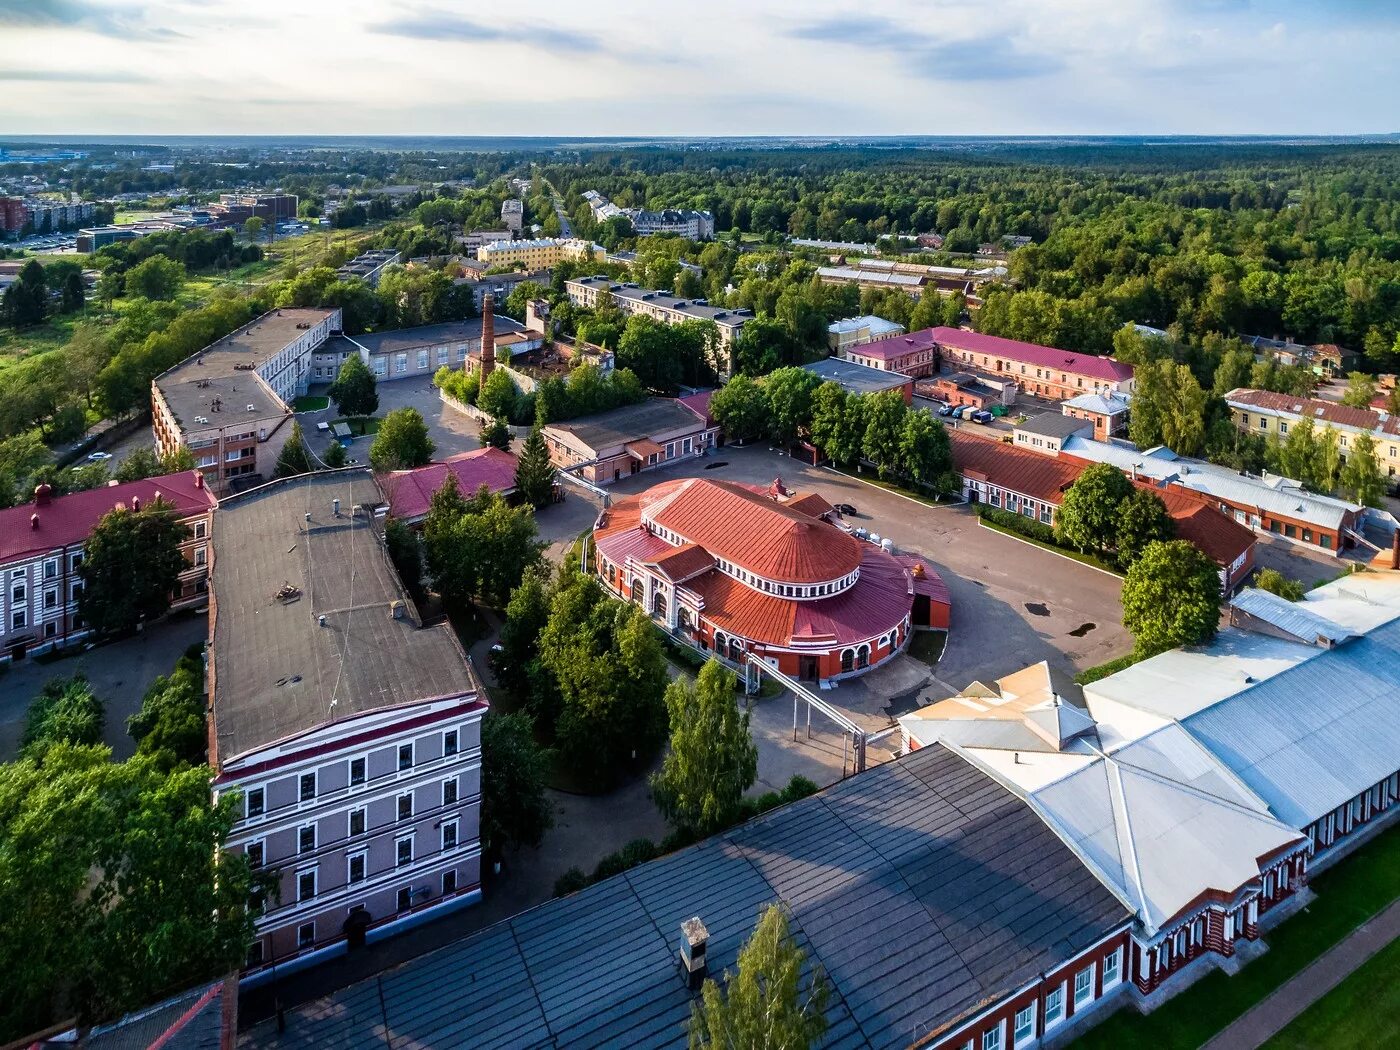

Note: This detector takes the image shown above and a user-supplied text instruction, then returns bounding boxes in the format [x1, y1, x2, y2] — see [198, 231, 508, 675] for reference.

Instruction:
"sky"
[0, 0, 1397, 136]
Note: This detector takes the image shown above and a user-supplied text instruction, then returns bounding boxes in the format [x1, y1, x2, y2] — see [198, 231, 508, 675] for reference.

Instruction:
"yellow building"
[475, 238, 599, 270]
[1225, 387, 1400, 480]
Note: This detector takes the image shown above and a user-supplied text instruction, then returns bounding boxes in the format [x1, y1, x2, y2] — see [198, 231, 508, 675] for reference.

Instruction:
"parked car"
[87, 451, 113, 462]
[951, 405, 968, 419]
[937, 402, 955, 417]
[971, 409, 994, 424]
[834, 503, 858, 517]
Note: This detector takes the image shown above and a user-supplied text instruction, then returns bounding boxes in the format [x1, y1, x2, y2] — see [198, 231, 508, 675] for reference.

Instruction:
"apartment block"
[1226, 387, 1400, 482]
[565, 276, 749, 373]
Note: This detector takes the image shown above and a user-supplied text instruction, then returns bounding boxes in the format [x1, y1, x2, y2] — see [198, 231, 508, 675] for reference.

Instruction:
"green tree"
[78, 498, 188, 636]
[425, 481, 543, 609]
[123, 255, 186, 301]
[322, 440, 347, 468]
[1, 260, 47, 326]
[480, 711, 553, 860]
[808, 382, 855, 464]
[22, 675, 105, 756]
[0, 746, 260, 1039]
[688, 903, 829, 1050]
[370, 407, 435, 471]
[479, 368, 519, 421]
[1055, 463, 1134, 553]
[1114, 488, 1175, 570]
[861, 390, 907, 476]
[273, 421, 315, 478]
[1314, 426, 1343, 493]
[1121, 539, 1222, 657]
[1254, 568, 1306, 601]
[1274, 416, 1319, 486]
[764, 367, 822, 446]
[60, 268, 85, 314]
[480, 417, 512, 452]
[495, 565, 553, 702]
[383, 516, 424, 599]
[733, 316, 795, 376]
[514, 425, 556, 508]
[127, 646, 206, 768]
[710, 374, 769, 443]
[1339, 431, 1386, 506]
[114, 447, 162, 483]
[1129, 359, 1209, 457]
[651, 659, 758, 836]
[898, 408, 951, 486]
[328, 354, 379, 418]
[243, 216, 264, 241]
[1340, 371, 1378, 409]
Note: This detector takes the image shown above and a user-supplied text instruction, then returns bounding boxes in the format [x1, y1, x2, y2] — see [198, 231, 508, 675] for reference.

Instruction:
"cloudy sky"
[0, 0, 1396, 136]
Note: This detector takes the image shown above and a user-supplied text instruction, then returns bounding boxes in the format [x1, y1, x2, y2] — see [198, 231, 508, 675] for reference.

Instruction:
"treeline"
[435, 360, 646, 428]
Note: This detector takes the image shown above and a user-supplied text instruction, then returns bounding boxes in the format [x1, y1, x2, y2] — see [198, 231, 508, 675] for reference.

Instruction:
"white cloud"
[0, 0, 1394, 134]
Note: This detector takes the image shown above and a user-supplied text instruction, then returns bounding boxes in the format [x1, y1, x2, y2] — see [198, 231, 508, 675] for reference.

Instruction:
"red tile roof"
[0, 471, 215, 564]
[640, 478, 862, 585]
[783, 492, 835, 518]
[645, 543, 714, 583]
[950, 431, 1081, 505]
[677, 390, 714, 426]
[847, 327, 940, 363]
[1225, 388, 1400, 436]
[930, 327, 1135, 383]
[380, 447, 518, 521]
[1146, 483, 1256, 571]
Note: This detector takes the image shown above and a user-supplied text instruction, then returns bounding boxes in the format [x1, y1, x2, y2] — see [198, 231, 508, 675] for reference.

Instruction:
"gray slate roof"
[543, 398, 705, 455]
[1016, 414, 1094, 441]
[210, 471, 477, 763]
[244, 744, 1130, 1050]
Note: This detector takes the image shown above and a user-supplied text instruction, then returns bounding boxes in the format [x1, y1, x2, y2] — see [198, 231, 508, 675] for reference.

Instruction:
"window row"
[960, 949, 1120, 1050]
[242, 729, 462, 819]
[292, 824, 462, 903]
[246, 779, 461, 863]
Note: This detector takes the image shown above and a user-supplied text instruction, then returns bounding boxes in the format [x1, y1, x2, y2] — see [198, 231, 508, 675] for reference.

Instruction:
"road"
[541, 177, 573, 237]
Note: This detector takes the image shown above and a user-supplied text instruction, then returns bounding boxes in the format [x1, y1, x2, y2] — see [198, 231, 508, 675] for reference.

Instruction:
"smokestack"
[1391, 529, 1399, 571]
[478, 294, 496, 390]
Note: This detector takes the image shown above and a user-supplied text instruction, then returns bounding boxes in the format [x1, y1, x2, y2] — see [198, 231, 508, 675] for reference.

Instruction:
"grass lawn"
[978, 518, 1124, 576]
[1074, 651, 1140, 685]
[331, 416, 380, 437]
[0, 315, 78, 365]
[1072, 826, 1400, 1050]
[294, 395, 329, 412]
[1261, 936, 1400, 1050]
[909, 630, 947, 666]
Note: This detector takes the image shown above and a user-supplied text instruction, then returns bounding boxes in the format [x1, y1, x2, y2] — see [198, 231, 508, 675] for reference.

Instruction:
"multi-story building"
[1225, 388, 1400, 482]
[626, 208, 714, 240]
[0, 472, 216, 663]
[843, 327, 941, 378]
[594, 476, 950, 680]
[826, 314, 905, 353]
[455, 267, 552, 311]
[500, 198, 523, 235]
[931, 327, 1136, 400]
[0, 196, 28, 234]
[209, 193, 298, 225]
[1062, 390, 1131, 439]
[16, 198, 97, 234]
[152, 308, 341, 494]
[456, 228, 512, 252]
[344, 316, 537, 383]
[475, 237, 558, 269]
[564, 276, 749, 372]
[209, 471, 486, 983]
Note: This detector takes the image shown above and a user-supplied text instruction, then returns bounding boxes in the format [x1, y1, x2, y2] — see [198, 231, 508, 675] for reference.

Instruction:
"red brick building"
[842, 327, 941, 378]
[593, 477, 950, 681]
[931, 327, 1135, 400]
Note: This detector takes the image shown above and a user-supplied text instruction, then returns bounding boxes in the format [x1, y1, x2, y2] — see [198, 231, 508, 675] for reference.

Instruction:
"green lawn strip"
[293, 396, 329, 412]
[330, 416, 380, 437]
[1074, 652, 1140, 685]
[909, 630, 947, 666]
[1072, 827, 1400, 1050]
[1261, 936, 1400, 1050]
[977, 518, 1123, 575]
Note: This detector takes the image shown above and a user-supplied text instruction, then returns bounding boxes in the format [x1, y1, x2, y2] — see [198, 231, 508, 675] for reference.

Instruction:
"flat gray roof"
[1017, 414, 1094, 440]
[158, 372, 286, 430]
[544, 398, 703, 454]
[804, 357, 911, 395]
[210, 470, 477, 763]
[244, 743, 1130, 1049]
[348, 317, 526, 356]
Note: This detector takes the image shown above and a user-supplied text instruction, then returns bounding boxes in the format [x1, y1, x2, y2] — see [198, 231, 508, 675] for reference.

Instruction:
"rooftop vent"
[679, 917, 708, 990]
[390, 600, 407, 621]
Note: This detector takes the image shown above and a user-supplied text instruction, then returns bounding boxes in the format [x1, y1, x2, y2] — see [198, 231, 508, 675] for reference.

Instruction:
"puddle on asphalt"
[1024, 602, 1050, 616]
[1068, 622, 1097, 637]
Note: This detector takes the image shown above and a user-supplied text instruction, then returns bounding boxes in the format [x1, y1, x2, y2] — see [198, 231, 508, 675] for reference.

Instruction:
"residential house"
[1062, 391, 1131, 440]
[1225, 388, 1400, 483]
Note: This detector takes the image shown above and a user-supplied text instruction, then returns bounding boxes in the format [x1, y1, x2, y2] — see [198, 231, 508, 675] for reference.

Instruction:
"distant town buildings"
[0, 195, 98, 235]
[581, 191, 714, 239]
[152, 307, 341, 494]
[826, 314, 905, 353]
[209, 471, 485, 982]
[565, 276, 750, 371]
[0, 472, 216, 663]
[335, 249, 401, 287]
[594, 476, 949, 680]
[207, 193, 298, 225]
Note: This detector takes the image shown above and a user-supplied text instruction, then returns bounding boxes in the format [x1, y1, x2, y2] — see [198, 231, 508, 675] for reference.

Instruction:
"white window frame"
[349, 754, 367, 787]
[297, 867, 317, 903]
[443, 728, 459, 757]
[245, 786, 266, 820]
[1044, 983, 1064, 1027]
[396, 835, 413, 867]
[982, 1025, 1002, 1050]
[1103, 947, 1121, 986]
[442, 777, 458, 806]
[347, 850, 368, 885]
[349, 805, 367, 838]
[1074, 964, 1095, 1007]
[398, 742, 414, 771]
[397, 791, 414, 822]
[296, 921, 315, 949]
[245, 837, 265, 869]
[442, 819, 459, 852]
[299, 770, 317, 802]
[1013, 1004, 1035, 1046]
[297, 822, 317, 855]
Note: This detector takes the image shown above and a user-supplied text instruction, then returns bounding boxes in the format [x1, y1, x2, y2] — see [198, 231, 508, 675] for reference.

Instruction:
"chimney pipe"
[195, 471, 205, 489]
[679, 917, 709, 990]
[478, 294, 496, 390]
[33, 483, 51, 506]
[30, 512, 39, 530]
[131, 496, 141, 512]
[1391, 529, 1399, 571]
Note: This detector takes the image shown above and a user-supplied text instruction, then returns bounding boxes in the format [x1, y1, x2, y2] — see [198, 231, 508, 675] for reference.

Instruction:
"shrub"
[553, 867, 588, 897]
[975, 503, 1058, 544]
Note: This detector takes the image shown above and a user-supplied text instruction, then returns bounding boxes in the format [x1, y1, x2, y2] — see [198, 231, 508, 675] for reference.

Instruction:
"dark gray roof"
[43, 981, 227, 1049]
[348, 317, 526, 356]
[243, 744, 1130, 1050]
[210, 471, 477, 763]
[804, 358, 912, 395]
[543, 398, 705, 454]
[1016, 414, 1094, 440]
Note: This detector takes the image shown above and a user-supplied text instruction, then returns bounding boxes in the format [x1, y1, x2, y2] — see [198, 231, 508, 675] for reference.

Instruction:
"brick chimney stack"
[478, 294, 496, 393]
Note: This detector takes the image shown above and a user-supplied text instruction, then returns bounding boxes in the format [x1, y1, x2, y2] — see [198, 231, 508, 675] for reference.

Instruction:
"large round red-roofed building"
[593, 477, 950, 681]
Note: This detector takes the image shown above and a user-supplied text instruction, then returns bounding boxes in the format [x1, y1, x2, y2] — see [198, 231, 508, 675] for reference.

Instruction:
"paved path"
[1198, 897, 1400, 1050]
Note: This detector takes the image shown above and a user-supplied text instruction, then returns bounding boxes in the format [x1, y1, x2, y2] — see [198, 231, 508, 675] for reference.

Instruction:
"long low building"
[244, 741, 1134, 1050]
[931, 327, 1135, 401]
[565, 276, 750, 369]
[1226, 387, 1400, 482]
[843, 327, 941, 378]
[1057, 435, 1365, 556]
[594, 476, 950, 681]
[952, 431, 1257, 590]
[542, 397, 717, 485]
[152, 307, 341, 494]
[209, 471, 487, 981]
[340, 316, 538, 383]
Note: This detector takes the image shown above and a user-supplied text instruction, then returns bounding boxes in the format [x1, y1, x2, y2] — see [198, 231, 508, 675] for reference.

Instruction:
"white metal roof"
[1229, 588, 1357, 646]
[828, 314, 905, 335]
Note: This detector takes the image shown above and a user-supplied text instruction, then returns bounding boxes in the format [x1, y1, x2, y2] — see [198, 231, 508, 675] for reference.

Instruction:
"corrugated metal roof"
[1229, 588, 1357, 646]
[244, 745, 1130, 1050]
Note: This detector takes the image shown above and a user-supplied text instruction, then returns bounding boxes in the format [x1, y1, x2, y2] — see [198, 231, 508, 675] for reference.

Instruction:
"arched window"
[856, 645, 870, 669]
[840, 649, 854, 673]
[651, 590, 667, 619]
[630, 579, 644, 603]
[728, 637, 742, 662]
